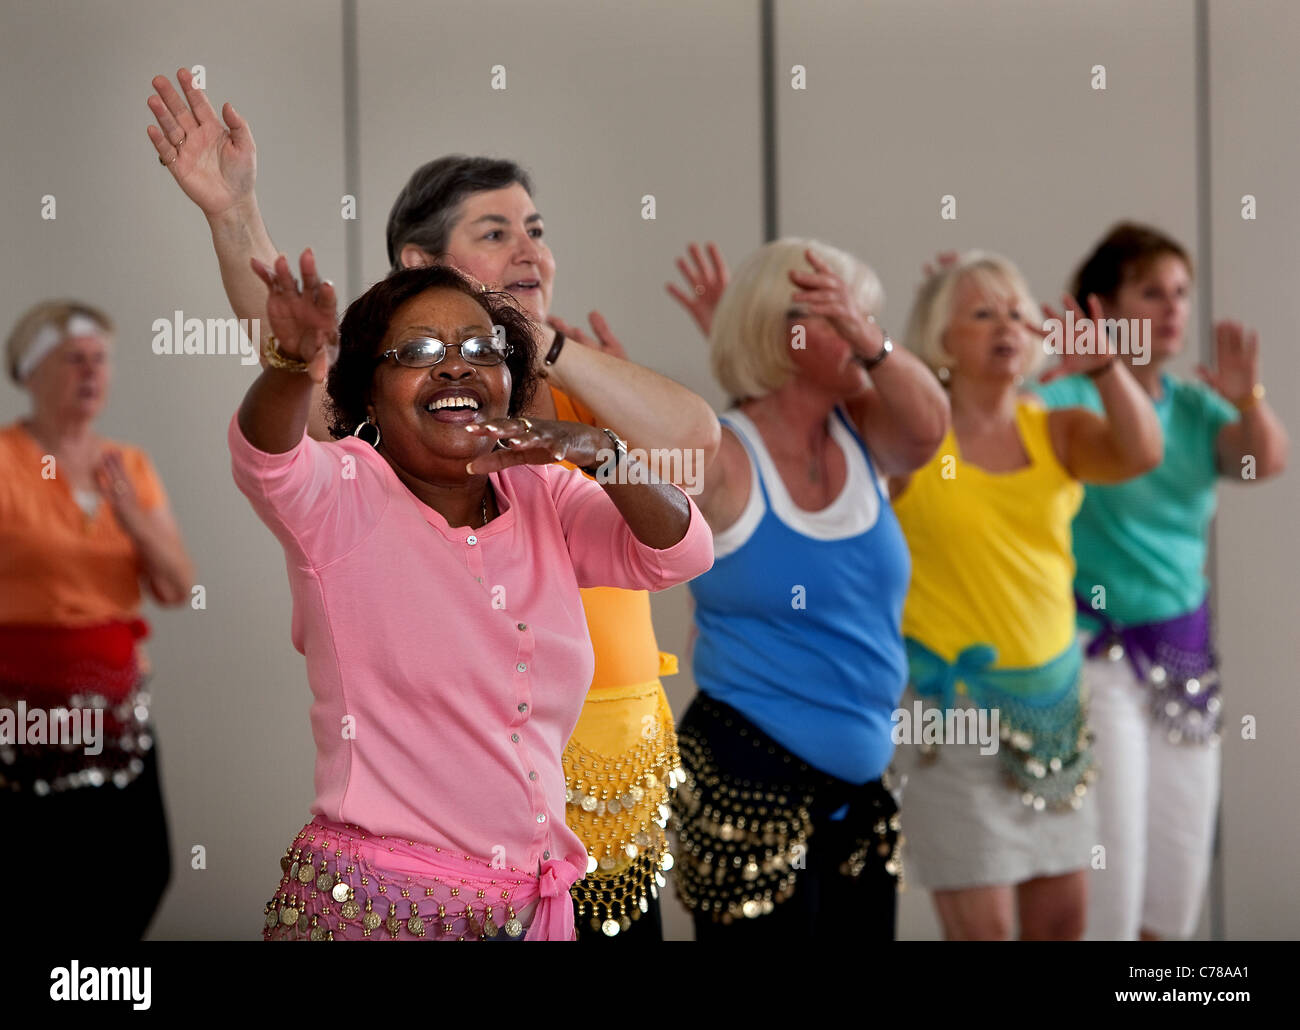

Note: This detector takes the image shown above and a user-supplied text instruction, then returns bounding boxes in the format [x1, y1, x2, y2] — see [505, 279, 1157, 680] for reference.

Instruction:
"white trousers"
[1084, 650, 1220, 939]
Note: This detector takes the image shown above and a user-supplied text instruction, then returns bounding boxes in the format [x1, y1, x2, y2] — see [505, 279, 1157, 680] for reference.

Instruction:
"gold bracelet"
[1232, 382, 1265, 412]
[262, 333, 311, 373]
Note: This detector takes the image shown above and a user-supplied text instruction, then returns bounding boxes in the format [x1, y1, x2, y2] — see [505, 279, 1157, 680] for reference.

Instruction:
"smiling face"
[941, 272, 1034, 383]
[367, 287, 512, 485]
[26, 331, 112, 424]
[413, 183, 555, 323]
[1104, 253, 1191, 362]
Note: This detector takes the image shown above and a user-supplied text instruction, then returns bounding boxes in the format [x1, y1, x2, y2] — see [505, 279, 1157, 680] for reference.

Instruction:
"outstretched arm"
[147, 68, 276, 327]
[148, 69, 335, 439]
[1040, 295, 1164, 483]
[237, 250, 339, 455]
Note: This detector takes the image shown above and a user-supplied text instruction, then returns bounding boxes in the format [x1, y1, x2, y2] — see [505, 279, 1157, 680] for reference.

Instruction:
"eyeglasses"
[375, 335, 513, 368]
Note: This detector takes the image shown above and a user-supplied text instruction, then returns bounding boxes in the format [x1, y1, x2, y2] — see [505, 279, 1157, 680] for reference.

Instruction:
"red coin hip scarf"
[0, 619, 148, 702]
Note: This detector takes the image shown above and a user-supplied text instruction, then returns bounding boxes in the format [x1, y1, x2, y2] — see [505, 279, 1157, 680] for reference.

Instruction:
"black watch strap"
[578, 428, 625, 477]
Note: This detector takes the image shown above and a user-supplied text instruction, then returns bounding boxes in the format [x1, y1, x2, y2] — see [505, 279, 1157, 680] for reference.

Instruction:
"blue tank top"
[688, 406, 911, 783]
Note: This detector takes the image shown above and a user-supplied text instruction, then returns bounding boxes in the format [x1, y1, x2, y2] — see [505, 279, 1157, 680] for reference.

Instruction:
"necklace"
[480, 482, 492, 527]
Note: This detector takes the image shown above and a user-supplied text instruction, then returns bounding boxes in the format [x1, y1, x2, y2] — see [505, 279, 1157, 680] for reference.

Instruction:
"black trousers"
[1, 742, 172, 940]
[675, 694, 898, 942]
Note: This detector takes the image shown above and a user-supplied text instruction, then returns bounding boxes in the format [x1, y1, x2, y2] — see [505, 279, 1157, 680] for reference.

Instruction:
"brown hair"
[1071, 222, 1193, 309]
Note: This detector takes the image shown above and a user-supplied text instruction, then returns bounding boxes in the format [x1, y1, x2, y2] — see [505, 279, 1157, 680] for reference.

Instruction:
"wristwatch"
[579, 427, 627, 478]
[859, 335, 893, 370]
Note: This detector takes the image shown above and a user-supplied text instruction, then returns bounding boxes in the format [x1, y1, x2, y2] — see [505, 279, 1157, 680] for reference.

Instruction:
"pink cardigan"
[228, 414, 712, 938]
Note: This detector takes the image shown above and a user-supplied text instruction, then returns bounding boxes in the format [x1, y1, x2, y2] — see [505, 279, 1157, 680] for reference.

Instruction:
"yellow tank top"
[894, 398, 1082, 669]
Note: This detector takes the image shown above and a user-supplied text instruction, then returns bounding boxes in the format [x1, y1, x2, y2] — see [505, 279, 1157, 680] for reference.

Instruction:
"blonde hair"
[709, 238, 884, 401]
[6, 299, 114, 383]
[903, 251, 1045, 380]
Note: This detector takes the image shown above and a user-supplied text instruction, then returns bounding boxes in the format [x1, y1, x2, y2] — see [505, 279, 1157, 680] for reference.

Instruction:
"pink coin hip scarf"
[265, 819, 583, 940]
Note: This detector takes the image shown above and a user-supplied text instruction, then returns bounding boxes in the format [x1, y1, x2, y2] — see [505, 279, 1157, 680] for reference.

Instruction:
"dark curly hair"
[325, 265, 540, 439]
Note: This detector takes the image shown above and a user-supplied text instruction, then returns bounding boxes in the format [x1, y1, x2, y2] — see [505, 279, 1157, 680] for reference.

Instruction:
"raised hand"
[463, 418, 608, 474]
[1035, 294, 1115, 383]
[547, 311, 628, 360]
[666, 242, 729, 337]
[1198, 320, 1260, 401]
[787, 248, 887, 360]
[921, 250, 960, 279]
[146, 68, 256, 218]
[249, 250, 339, 384]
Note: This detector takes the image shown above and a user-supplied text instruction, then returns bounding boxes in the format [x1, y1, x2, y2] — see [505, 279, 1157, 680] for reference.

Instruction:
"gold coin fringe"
[261, 827, 531, 941]
[672, 720, 903, 923]
[563, 690, 682, 937]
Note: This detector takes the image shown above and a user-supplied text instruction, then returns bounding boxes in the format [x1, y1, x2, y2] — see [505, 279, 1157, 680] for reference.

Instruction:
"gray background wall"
[0, 0, 1293, 940]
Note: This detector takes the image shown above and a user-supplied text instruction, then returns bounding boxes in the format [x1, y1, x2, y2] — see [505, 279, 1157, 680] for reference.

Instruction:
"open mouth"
[423, 390, 484, 424]
[507, 279, 541, 293]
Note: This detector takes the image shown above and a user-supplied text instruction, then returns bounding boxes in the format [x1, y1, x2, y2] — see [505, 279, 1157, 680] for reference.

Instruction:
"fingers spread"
[179, 67, 219, 124]
[666, 283, 692, 307]
[707, 241, 728, 280]
[299, 248, 319, 291]
[155, 73, 197, 131]
[274, 254, 298, 294]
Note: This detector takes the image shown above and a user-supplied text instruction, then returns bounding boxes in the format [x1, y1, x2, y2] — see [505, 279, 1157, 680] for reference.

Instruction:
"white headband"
[15, 314, 103, 382]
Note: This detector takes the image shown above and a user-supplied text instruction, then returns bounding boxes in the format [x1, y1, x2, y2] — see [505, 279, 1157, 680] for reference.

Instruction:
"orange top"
[0, 422, 165, 626]
[549, 387, 671, 689]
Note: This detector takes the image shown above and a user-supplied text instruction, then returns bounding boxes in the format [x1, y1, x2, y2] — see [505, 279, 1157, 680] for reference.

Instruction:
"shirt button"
[516, 662, 527, 673]
[516, 622, 527, 631]
[543, 849, 550, 860]
[518, 702, 528, 714]
[466, 535, 478, 545]
[528, 770, 538, 781]
[511, 733, 520, 743]
[536, 813, 547, 824]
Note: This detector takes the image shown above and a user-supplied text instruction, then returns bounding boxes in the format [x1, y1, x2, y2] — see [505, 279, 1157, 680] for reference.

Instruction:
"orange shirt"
[548, 388, 670, 689]
[0, 423, 165, 626]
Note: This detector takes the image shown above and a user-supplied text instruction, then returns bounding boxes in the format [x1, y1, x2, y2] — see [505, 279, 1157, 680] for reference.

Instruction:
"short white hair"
[709, 238, 884, 401]
[903, 250, 1046, 380]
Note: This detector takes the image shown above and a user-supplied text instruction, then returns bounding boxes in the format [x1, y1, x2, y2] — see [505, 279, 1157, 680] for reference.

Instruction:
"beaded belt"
[1078, 597, 1221, 745]
[671, 695, 901, 924]
[564, 679, 681, 936]
[905, 638, 1096, 812]
[0, 678, 155, 794]
[264, 820, 544, 941]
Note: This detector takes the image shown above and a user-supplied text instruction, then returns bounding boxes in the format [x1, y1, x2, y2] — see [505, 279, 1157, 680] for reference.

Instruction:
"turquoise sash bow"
[903, 637, 1093, 811]
[905, 638, 1081, 711]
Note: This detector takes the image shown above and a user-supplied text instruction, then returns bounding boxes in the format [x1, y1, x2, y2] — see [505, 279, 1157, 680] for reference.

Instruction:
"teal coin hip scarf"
[903, 638, 1096, 812]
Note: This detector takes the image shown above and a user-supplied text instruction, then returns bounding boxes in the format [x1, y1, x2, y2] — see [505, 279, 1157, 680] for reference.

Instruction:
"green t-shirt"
[1030, 372, 1239, 628]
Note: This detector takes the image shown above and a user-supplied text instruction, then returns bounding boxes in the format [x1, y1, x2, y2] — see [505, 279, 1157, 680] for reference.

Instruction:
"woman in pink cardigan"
[232, 251, 713, 941]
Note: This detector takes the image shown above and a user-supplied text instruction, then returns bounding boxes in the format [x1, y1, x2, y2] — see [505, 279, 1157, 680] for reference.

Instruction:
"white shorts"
[1083, 647, 1220, 939]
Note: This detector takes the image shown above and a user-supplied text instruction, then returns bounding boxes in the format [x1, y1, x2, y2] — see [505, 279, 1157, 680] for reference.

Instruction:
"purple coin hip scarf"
[1076, 596, 1221, 745]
